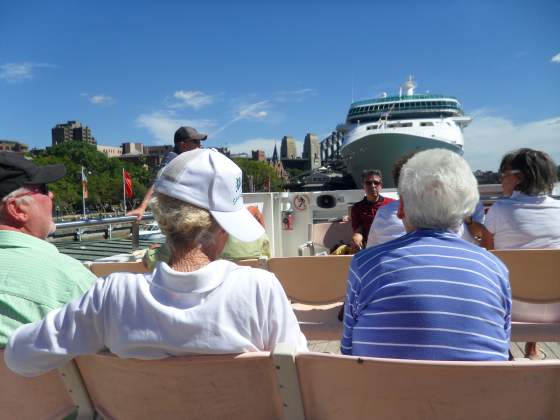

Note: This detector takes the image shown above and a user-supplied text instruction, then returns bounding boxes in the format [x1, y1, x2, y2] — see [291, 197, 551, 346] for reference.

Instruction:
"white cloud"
[89, 94, 114, 105]
[136, 111, 215, 144]
[463, 112, 560, 171]
[0, 62, 54, 82]
[227, 137, 304, 158]
[551, 53, 560, 63]
[274, 88, 316, 103]
[237, 100, 270, 119]
[171, 90, 214, 109]
[209, 100, 271, 138]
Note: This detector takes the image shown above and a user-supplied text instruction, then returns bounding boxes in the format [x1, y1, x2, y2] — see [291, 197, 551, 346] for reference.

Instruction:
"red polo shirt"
[351, 195, 395, 243]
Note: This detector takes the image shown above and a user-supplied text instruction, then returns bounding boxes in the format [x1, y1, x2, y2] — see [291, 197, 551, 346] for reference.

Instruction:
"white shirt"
[366, 200, 485, 247]
[366, 200, 404, 247]
[485, 192, 560, 249]
[5, 260, 308, 377]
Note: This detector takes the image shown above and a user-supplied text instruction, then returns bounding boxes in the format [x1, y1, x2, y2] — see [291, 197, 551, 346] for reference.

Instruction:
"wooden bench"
[0, 350, 93, 420]
[75, 352, 288, 420]
[491, 249, 560, 342]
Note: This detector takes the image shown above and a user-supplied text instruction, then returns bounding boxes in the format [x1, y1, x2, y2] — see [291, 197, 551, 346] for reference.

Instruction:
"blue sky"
[0, 0, 559, 170]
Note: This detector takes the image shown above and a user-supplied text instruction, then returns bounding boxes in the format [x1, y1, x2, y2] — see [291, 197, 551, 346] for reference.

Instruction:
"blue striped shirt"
[341, 229, 511, 361]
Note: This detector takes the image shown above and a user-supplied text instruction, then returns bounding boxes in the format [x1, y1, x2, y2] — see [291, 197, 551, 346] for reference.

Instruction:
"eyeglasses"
[364, 180, 382, 186]
[499, 169, 521, 179]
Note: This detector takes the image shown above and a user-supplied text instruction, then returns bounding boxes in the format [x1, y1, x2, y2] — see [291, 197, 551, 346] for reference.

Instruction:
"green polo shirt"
[0, 230, 96, 347]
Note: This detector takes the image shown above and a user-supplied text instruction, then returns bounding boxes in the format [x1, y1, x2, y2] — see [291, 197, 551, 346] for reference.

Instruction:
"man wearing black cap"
[0, 152, 96, 346]
[127, 126, 207, 220]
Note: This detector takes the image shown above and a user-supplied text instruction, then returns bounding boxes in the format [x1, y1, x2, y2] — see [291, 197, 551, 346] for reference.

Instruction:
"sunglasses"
[364, 180, 382, 186]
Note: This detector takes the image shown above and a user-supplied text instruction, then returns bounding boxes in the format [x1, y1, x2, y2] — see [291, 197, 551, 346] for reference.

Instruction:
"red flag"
[124, 170, 133, 198]
[81, 166, 88, 200]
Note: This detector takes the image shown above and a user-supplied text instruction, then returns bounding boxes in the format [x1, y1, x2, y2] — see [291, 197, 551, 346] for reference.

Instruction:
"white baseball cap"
[154, 148, 265, 242]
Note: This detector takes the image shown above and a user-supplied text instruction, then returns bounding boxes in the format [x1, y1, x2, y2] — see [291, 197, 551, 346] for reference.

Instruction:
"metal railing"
[53, 214, 154, 249]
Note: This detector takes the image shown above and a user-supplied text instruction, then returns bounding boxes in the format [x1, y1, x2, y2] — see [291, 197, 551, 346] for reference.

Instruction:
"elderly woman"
[5, 149, 307, 377]
[481, 148, 560, 359]
[482, 148, 560, 250]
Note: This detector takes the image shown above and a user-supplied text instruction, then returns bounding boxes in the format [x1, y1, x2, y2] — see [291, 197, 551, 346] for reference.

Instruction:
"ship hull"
[341, 132, 463, 188]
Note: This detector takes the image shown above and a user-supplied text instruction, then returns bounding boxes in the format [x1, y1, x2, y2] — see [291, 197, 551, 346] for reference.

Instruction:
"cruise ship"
[339, 77, 471, 187]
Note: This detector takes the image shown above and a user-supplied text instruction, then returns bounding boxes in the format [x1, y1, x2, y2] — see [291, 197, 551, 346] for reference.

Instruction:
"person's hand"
[126, 206, 146, 221]
[351, 232, 363, 252]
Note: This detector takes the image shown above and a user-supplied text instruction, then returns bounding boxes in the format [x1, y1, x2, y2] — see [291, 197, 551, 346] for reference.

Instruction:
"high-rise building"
[303, 133, 320, 169]
[51, 121, 96, 146]
[280, 136, 297, 159]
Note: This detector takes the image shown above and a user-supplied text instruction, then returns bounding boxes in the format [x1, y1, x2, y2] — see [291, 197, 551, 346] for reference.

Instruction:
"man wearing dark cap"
[127, 126, 207, 220]
[0, 152, 96, 346]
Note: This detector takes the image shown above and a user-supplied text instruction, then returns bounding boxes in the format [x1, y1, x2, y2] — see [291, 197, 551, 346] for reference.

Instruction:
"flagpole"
[81, 166, 86, 219]
[122, 168, 126, 213]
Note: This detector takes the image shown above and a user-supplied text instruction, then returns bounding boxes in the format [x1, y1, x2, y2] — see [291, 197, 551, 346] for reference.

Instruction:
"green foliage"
[232, 158, 283, 192]
[30, 142, 151, 214]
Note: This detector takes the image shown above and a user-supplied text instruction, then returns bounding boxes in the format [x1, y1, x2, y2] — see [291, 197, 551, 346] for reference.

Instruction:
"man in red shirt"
[350, 169, 394, 250]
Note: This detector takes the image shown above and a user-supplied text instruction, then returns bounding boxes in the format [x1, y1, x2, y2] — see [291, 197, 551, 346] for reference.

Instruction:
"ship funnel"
[402, 76, 416, 96]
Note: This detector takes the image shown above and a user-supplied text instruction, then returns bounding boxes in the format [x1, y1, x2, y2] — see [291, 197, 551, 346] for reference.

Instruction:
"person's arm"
[350, 205, 364, 250]
[127, 185, 154, 220]
[4, 278, 108, 377]
[340, 259, 360, 355]
[480, 225, 495, 250]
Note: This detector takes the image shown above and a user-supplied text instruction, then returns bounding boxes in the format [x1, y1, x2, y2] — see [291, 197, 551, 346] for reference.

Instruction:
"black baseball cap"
[173, 126, 208, 143]
[0, 152, 66, 198]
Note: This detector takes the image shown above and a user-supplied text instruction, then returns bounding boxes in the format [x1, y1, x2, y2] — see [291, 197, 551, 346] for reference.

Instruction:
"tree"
[30, 142, 151, 214]
[232, 158, 283, 192]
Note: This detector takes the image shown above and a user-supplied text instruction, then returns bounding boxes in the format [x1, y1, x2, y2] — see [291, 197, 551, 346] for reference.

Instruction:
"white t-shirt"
[366, 200, 485, 247]
[485, 192, 560, 249]
[366, 200, 404, 247]
[5, 260, 308, 377]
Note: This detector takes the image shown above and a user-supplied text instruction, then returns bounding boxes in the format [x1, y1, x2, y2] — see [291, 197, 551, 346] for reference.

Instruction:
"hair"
[392, 152, 416, 186]
[0, 187, 34, 223]
[503, 148, 557, 195]
[398, 149, 479, 231]
[361, 169, 382, 183]
[150, 192, 221, 253]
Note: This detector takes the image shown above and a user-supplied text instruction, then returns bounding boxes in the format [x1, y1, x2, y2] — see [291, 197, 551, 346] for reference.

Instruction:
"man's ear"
[3, 198, 29, 224]
[397, 199, 405, 220]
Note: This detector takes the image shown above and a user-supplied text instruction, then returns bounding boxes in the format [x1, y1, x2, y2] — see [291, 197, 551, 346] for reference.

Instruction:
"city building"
[122, 142, 144, 155]
[0, 139, 28, 153]
[251, 149, 265, 161]
[97, 145, 123, 158]
[303, 133, 320, 170]
[280, 136, 297, 159]
[51, 121, 96, 146]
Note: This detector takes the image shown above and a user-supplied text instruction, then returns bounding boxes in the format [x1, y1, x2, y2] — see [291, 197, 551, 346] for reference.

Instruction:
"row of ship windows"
[349, 101, 459, 115]
[366, 121, 438, 130]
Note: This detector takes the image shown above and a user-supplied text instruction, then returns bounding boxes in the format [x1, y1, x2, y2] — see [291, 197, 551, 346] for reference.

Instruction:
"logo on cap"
[232, 176, 242, 205]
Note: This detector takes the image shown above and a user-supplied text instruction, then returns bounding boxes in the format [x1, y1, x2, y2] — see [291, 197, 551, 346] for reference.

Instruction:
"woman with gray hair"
[5, 149, 307, 377]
